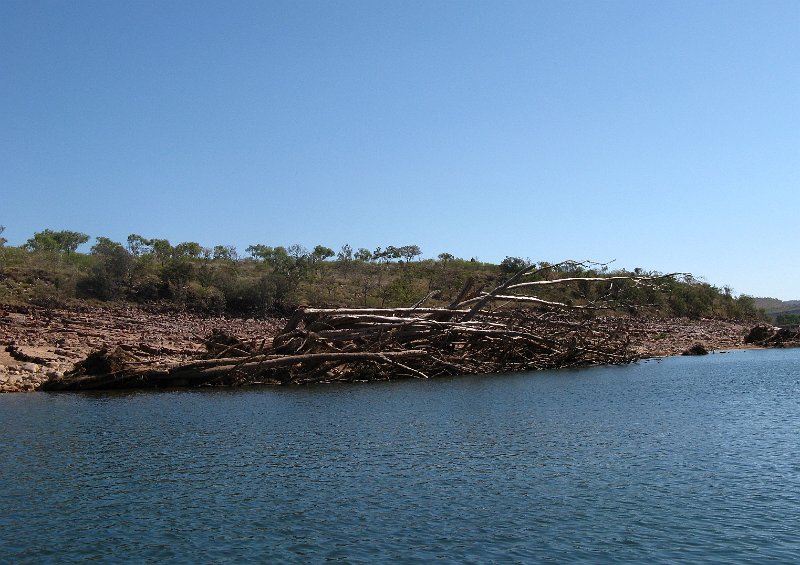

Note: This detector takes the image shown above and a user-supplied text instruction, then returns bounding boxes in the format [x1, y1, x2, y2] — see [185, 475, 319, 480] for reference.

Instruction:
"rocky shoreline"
[0, 304, 283, 392]
[624, 316, 754, 358]
[0, 303, 758, 393]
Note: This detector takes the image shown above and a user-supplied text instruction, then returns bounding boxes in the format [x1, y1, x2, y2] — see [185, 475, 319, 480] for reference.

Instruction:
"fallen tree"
[43, 261, 677, 390]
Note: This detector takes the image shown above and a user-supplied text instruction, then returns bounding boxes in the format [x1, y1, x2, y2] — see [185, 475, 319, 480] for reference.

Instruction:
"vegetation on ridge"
[0, 227, 763, 320]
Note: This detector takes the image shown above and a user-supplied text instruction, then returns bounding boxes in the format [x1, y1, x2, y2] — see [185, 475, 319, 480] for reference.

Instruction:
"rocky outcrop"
[626, 317, 750, 357]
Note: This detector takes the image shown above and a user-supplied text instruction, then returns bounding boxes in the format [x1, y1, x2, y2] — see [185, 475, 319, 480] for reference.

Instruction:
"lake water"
[2, 349, 800, 563]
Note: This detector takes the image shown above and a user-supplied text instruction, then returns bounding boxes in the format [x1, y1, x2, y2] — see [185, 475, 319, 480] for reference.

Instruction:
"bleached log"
[169, 349, 427, 375]
[457, 293, 610, 310]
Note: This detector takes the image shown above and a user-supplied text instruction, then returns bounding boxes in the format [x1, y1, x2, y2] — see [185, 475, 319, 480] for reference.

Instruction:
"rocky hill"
[753, 298, 800, 321]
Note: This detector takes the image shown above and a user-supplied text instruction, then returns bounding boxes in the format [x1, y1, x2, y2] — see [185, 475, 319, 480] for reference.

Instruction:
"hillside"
[0, 228, 771, 393]
[753, 298, 800, 313]
[0, 229, 765, 322]
[752, 298, 800, 324]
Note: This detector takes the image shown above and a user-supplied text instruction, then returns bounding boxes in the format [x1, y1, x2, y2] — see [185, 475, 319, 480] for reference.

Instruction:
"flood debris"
[43, 262, 674, 391]
[744, 324, 800, 347]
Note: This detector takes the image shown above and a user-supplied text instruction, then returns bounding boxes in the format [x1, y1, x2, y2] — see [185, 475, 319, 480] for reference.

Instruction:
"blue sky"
[2, 1, 798, 298]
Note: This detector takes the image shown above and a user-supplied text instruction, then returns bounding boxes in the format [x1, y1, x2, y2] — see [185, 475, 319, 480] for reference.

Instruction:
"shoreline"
[1, 303, 757, 393]
[0, 303, 284, 392]
[638, 344, 766, 360]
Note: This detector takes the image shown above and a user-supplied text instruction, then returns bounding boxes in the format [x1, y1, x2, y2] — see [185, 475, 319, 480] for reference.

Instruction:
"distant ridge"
[753, 298, 800, 320]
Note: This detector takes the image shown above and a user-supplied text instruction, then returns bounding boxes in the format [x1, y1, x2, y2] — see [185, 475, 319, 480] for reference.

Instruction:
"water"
[2, 349, 800, 563]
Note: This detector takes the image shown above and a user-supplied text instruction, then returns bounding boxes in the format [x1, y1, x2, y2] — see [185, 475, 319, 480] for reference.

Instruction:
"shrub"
[182, 283, 226, 315]
[222, 275, 276, 316]
[500, 256, 530, 274]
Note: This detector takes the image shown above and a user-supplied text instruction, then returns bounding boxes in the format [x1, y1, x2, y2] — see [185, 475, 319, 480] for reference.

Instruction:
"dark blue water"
[2, 349, 800, 563]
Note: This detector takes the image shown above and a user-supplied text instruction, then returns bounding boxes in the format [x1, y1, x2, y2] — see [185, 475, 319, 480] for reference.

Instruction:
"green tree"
[213, 245, 238, 261]
[354, 248, 372, 262]
[246, 244, 273, 261]
[268, 246, 291, 271]
[287, 244, 309, 261]
[500, 256, 530, 274]
[398, 245, 422, 263]
[174, 241, 203, 259]
[81, 237, 133, 299]
[54, 230, 90, 254]
[336, 243, 354, 275]
[91, 236, 122, 255]
[25, 229, 89, 254]
[247, 245, 296, 271]
[311, 244, 335, 264]
[25, 231, 59, 253]
[337, 244, 353, 263]
[126, 234, 153, 256]
[374, 246, 401, 262]
[151, 239, 173, 267]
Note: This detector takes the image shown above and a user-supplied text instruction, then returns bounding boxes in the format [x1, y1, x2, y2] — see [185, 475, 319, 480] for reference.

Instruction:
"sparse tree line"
[0, 227, 763, 320]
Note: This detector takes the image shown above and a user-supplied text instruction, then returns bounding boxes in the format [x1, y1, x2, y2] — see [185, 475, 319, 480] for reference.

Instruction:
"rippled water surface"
[2, 349, 800, 563]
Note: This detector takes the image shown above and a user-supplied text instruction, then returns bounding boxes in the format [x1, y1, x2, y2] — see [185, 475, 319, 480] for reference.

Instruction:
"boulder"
[682, 343, 709, 356]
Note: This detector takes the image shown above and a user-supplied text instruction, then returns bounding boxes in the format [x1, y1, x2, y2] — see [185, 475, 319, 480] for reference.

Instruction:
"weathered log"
[458, 293, 608, 310]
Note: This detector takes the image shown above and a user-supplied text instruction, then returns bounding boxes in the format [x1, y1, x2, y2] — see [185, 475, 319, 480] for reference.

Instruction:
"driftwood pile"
[43, 262, 658, 391]
[744, 324, 800, 347]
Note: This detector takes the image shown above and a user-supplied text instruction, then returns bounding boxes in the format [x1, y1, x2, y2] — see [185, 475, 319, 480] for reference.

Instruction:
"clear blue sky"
[2, 1, 798, 298]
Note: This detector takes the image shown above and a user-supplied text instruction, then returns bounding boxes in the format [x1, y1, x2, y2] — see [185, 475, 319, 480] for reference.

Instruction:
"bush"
[500, 256, 530, 274]
[26, 280, 69, 309]
[128, 274, 162, 302]
[222, 275, 276, 316]
[182, 283, 226, 315]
